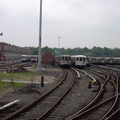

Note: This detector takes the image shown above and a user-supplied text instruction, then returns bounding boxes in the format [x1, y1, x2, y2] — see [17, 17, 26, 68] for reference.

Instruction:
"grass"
[0, 71, 39, 91]
[0, 71, 39, 80]
[0, 81, 25, 91]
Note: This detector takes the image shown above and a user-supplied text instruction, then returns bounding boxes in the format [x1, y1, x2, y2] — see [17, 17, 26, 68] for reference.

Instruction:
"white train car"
[31, 55, 38, 62]
[71, 55, 86, 68]
[55, 55, 71, 68]
[21, 55, 31, 62]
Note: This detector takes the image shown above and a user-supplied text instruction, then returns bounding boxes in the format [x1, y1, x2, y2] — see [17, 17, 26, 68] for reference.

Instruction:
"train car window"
[68, 57, 71, 60]
[62, 57, 64, 60]
[76, 57, 79, 61]
[80, 57, 82, 61]
[65, 57, 67, 60]
[83, 57, 86, 61]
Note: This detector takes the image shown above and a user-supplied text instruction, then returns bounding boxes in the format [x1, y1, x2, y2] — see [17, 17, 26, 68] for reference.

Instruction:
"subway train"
[71, 55, 87, 68]
[21, 55, 31, 62]
[22, 53, 55, 65]
[31, 55, 38, 62]
[90, 57, 120, 65]
[21, 55, 38, 62]
[55, 54, 88, 68]
[55, 55, 71, 68]
[55, 55, 120, 68]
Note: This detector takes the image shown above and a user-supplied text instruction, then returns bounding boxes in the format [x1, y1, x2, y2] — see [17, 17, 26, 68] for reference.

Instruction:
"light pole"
[58, 37, 61, 55]
[38, 0, 42, 68]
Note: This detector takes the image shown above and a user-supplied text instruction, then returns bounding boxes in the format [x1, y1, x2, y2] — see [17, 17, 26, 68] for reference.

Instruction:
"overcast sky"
[0, 0, 120, 49]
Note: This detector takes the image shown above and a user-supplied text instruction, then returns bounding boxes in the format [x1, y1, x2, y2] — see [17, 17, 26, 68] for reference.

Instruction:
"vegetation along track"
[67, 66, 119, 120]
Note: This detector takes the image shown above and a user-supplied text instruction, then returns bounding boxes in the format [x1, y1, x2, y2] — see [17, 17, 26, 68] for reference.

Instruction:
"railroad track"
[0, 62, 33, 72]
[1, 66, 120, 120]
[65, 67, 119, 120]
[1, 67, 98, 120]
[41, 67, 97, 120]
[1, 68, 74, 120]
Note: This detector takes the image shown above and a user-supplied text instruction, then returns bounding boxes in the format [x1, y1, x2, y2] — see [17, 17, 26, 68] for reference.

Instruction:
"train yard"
[67, 67, 119, 120]
[0, 61, 120, 120]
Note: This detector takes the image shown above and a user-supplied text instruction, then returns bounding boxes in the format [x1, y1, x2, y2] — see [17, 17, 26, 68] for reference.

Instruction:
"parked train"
[31, 55, 38, 62]
[21, 55, 31, 62]
[22, 54, 120, 67]
[90, 57, 120, 65]
[55, 54, 88, 68]
[71, 55, 86, 68]
[55, 55, 71, 68]
[55, 55, 120, 68]
[22, 53, 55, 65]
[86, 56, 91, 67]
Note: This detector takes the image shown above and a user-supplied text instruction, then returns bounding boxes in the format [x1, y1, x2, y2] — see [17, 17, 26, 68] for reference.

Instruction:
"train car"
[31, 55, 38, 62]
[112, 57, 120, 65]
[21, 55, 31, 62]
[55, 55, 71, 68]
[104, 57, 113, 65]
[90, 57, 96, 64]
[71, 55, 86, 68]
[91, 57, 106, 65]
[86, 56, 91, 67]
[89, 57, 120, 65]
[97, 57, 105, 65]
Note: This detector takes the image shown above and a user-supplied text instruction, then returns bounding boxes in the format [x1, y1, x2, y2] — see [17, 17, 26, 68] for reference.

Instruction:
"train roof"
[55, 55, 71, 57]
[71, 55, 86, 58]
[22, 55, 31, 57]
[60, 54, 71, 56]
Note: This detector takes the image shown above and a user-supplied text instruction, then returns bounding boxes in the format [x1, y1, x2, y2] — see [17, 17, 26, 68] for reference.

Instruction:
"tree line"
[26, 46, 120, 57]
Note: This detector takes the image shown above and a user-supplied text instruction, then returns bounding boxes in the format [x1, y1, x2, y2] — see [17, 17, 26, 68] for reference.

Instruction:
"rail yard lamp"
[58, 37, 61, 55]
[38, 0, 42, 68]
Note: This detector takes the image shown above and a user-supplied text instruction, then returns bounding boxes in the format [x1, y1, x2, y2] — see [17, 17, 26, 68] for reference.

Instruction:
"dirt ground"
[1, 66, 63, 84]
[0, 66, 63, 99]
[26, 66, 63, 84]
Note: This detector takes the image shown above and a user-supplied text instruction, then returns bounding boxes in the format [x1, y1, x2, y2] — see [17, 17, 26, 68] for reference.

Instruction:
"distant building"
[0, 42, 33, 61]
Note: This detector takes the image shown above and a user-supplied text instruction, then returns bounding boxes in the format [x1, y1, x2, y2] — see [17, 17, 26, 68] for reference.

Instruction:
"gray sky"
[0, 0, 120, 49]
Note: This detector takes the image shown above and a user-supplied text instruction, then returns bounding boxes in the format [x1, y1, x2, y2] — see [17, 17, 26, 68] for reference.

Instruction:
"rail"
[71, 67, 80, 79]
[66, 68, 119, 120]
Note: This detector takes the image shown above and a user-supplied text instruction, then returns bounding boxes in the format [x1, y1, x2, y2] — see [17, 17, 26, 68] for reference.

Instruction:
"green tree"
[42, 46, 54, 54]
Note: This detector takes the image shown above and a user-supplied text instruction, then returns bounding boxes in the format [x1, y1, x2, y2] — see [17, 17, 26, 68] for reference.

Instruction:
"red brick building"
[0, 42, 33, 62]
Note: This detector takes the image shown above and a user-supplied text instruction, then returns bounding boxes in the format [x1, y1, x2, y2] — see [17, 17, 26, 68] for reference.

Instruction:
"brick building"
[0, 42, 33, 62]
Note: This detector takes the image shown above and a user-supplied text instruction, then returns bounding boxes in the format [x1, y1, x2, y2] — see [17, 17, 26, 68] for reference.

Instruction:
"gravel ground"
[47, 69, 97, 119]
[0, 66, 97, 120]
[0, 66, 63, 119]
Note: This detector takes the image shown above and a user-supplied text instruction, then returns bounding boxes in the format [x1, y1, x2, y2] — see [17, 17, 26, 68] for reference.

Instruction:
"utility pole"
[38, 0, 42, 68]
